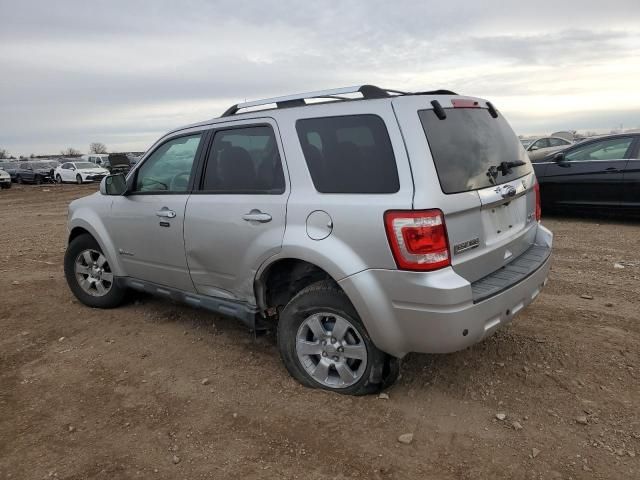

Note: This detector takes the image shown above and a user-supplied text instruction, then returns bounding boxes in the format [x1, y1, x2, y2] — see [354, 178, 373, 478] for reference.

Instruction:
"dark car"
[533, 134, 640, 212]
[9, 161, 56, 184]
[106, 153, 131, 174]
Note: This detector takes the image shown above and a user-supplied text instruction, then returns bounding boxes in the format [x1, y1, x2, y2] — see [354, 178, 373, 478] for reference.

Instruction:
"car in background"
[83, 154, 110, 168]
[106, 153, 132, 174]
[54, 161, 110, 184]
[0, 168, 11, 189]
[533, 133, 640, 212]
[523, 136, 573, 162]
[9, 161, 55, 184]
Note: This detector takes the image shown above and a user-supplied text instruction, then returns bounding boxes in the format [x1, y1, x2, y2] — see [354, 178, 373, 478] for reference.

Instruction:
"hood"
[0, 169, 9, 177]
[108, 154, 130, 167]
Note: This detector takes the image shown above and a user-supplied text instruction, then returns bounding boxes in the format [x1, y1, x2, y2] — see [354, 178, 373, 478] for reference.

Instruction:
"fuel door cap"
[306, 210, 333, 240]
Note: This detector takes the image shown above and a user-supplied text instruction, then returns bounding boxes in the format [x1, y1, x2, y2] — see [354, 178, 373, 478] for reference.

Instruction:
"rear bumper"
[339, 225, 553, 358]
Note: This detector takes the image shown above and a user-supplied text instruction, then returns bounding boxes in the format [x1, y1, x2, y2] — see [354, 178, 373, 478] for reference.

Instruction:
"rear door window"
[296, 115, 399, 193]
[201, 125, 285, 194]
[418, 108, 532, 194]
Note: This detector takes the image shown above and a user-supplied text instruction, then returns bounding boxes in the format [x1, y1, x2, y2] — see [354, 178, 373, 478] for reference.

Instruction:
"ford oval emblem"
[501, 185, 517, 198]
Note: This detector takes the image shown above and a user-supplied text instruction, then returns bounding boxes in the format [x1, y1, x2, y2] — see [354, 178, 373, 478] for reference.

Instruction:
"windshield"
[520, 139, 533, 148]
[74, 162, 99, 169]
[419, 108, 532, 194]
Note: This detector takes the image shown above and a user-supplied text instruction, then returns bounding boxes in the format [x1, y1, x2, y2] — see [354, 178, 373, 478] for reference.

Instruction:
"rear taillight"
[384, 210, 450, 271]
[534, 180, 541, 222]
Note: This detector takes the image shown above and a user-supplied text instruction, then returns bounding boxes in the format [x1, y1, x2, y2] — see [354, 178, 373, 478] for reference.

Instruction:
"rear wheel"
[277, 281, 398, 395]
[64, 234, 126, 308]
[76, 174, 83, 185]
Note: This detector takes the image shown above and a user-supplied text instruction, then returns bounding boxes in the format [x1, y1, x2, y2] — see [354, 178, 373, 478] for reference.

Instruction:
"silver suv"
[64, 85, 553, 395]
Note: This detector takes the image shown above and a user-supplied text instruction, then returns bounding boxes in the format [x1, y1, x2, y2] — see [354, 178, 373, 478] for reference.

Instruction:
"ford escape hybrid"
[64, 85, 553, 395]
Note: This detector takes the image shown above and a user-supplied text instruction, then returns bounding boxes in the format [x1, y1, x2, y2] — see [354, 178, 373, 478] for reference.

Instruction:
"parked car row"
[0, 153, 139, 186]
[0, 160, 58, 184]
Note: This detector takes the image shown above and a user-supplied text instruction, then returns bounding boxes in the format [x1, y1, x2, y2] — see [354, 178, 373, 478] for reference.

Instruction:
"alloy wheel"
[295, 312, 368, 388]
[74, 249, 114, 297]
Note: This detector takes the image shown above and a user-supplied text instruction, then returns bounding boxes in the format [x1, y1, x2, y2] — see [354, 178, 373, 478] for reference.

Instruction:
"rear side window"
[296, 115, 399, 193]
[201, 126, 285, 194]
[419, 109, 532, 194]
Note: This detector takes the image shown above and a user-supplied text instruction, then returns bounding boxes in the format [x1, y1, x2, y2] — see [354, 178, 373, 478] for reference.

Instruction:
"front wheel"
[16, 175, 22, 184]
[64, 234, 126, 308]
[76, 174, 83, 185]
[34, 175, 42, 185]
[56, 174, 62, 184]
[277, 281, 398, 395]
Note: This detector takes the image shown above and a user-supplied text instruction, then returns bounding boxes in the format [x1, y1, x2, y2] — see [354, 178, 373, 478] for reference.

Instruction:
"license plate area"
[481, 197, 526, 246]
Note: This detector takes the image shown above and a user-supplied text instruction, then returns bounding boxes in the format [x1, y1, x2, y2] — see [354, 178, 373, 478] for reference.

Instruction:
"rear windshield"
[419, 108, 532, 194]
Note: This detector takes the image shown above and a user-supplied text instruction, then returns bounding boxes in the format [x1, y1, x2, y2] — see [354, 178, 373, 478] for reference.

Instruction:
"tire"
[35, 175, 42, 185]
[76, 174, 83, 185]
[56, 174, 62, 184]
[277, 280, 398, 395]
[64, 234, 126, 309]
[16, 175, 22, 184]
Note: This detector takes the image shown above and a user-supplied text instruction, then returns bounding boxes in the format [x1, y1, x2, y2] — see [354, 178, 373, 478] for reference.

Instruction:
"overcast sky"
[1, 0, 639, 156]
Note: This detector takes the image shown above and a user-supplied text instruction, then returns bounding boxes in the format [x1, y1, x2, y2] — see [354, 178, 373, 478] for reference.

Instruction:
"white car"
[0, 169, 11, 189]
[54, 161, 110, 184]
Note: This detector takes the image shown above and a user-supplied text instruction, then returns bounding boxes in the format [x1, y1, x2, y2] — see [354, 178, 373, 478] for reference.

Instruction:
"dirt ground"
[0, 184, 638, 480]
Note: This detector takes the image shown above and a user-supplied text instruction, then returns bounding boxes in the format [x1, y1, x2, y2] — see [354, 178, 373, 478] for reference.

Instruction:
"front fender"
[68, 203, 125, 276]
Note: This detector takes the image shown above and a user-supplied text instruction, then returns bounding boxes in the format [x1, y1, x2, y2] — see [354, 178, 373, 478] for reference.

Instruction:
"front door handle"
[605, 167, 619, 173]
[156, 208, 176, 218]
[242, 210, 272, 223]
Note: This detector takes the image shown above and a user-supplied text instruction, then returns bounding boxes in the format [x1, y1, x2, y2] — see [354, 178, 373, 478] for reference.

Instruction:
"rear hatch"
[392, 95, 539, 283]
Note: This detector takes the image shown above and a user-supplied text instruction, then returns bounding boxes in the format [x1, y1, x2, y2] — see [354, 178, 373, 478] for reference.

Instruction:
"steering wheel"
[169, 172, 190, 191]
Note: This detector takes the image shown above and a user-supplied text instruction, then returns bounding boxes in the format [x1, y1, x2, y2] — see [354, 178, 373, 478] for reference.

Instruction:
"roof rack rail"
[221, 84, 403, 117]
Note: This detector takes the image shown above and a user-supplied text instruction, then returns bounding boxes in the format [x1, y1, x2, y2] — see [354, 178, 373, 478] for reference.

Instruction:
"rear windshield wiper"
[486, 160, 526, 182]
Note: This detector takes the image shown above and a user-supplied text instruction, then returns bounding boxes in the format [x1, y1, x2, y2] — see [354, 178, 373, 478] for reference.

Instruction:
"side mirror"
[553, 151, 565, 162]
[529, 145, 539, 151]
[100, 173, 127, 196]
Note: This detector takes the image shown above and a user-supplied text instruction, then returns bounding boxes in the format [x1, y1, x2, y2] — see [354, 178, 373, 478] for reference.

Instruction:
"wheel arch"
[254, 257, 346, 315]
[67, 216, 125, 276]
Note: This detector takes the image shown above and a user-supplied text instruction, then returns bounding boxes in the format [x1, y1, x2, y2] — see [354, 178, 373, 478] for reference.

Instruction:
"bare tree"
[60, 147, 82, 157]
[0, 148, 9, 159]
[89, 142, 108, 154]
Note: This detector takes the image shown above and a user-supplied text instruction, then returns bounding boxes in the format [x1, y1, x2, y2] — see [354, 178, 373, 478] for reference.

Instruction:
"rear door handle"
[156, 208, 176, 218]
[242, 210, 272, 223]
